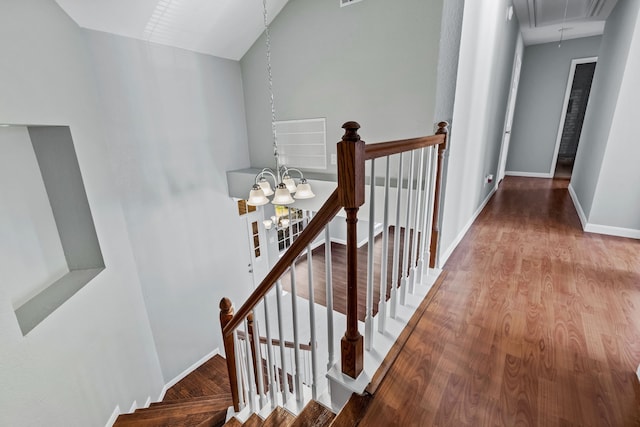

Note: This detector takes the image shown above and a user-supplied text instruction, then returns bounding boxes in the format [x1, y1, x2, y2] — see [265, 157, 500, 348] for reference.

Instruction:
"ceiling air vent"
[340, 0, 363, 7]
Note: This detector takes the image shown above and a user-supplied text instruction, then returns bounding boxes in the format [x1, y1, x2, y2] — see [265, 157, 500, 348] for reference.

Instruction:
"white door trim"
[549, 56, 598, 177]
[497, 33, 524, 182]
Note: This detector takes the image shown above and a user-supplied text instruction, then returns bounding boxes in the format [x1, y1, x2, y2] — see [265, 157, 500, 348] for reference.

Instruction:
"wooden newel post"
[429, 121, 449, 268]
[219, 298, 240, 412]
[337, 121, 365, 379]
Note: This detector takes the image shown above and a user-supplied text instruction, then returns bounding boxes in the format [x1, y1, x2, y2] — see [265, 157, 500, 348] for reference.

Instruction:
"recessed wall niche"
[2, 125, 105, 335]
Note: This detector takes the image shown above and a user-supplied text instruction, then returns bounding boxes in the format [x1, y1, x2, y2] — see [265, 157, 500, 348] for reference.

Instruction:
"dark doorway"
[554, 61, 596, 179]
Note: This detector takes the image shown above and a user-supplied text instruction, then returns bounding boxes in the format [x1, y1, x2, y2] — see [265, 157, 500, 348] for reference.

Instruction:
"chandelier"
[246, 0, 315, 206]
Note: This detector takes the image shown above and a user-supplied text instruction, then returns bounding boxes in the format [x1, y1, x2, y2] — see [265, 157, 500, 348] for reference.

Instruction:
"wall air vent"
[340, 0, 363, 7]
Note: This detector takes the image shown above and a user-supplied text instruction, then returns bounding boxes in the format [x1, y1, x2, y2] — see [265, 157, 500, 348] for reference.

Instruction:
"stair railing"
[220, 121, 448, 414]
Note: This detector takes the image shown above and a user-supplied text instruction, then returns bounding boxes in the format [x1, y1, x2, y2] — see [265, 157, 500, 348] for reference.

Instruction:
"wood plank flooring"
[161, 177, 639, 426]
[280, 226, 418, 321]
[358, 177, 640, 426]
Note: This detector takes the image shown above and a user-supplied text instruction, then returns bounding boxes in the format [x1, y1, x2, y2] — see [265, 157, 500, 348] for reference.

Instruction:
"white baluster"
[424, 146, 438, 273]
[275, 280, 290, 405]
[365, 159, 375, 350]
[289, 264, 303, 403]
[262, 296, 278, 407]
[417, 147, 432, 282]
[306, 242, 318, 400]
[400, 150, 415, 305]
[324, 226, 335, 370]
[378, 156, 391, 333]
[410, 148, 425, 289]
[251, 315, 267, 409]
[243, 319, 256, 413]
[233, 330, 246, 410]
[390, 153, 404, 319]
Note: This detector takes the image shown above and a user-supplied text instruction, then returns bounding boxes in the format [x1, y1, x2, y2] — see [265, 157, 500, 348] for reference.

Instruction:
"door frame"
[244, 209, 270, 290]
[549, 56, 598, 176]
[497, 33, 524, 183]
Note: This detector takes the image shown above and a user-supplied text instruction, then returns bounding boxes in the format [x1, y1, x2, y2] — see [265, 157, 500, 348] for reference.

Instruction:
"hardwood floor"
[163, 355, 232, 401]
[166, 177, 639, 426]
[280, 226, 418, 321]
[358, 177, 640, 426]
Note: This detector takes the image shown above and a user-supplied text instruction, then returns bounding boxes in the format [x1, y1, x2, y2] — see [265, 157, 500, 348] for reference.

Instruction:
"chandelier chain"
[263, 0, 279, 166]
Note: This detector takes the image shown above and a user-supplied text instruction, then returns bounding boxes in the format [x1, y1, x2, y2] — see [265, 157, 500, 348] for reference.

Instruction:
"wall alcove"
[1, 125, 104, 335]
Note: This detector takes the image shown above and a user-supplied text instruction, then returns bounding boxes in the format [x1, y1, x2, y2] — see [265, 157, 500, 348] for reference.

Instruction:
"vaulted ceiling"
[54, 0, 289, 60]
[54, 0, 619, 60]
[513, 0, 618, 45]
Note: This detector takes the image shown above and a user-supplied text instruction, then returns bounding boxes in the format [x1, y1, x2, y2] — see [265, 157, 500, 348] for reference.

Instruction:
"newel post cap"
[341, 121, 361, 142]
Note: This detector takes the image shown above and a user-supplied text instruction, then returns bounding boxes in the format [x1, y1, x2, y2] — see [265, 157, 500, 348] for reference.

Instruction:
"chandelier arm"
[256, 169, 278, 186]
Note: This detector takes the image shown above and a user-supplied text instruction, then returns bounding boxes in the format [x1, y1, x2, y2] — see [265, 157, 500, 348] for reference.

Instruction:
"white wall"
[505, 36, 602, 175]
[241, 0, 444, 171]
[0, 1, 164, 425]
[579, 0, 640, 234]
[570, 0, 640, 236]
[438, 0, 520, 265]
[84, 29, 254, 383]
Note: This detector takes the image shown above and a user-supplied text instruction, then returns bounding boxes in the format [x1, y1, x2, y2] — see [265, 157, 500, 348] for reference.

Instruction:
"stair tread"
[149, 394, 232, 409]
[131, 398, 230, 416]
[242, 413, 264, 427]
[329, 393, 372, 427]
[223, 417, 243, 426]
[291, 401, 335, 427]
[263, 407, 295, 427]
[114, 409, 226, 426]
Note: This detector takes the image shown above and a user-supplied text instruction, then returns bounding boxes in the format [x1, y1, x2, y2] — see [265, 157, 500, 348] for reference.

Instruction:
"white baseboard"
[585, 223, 640, 239]
[128, 400, 138, 413]
[567, 184, 587, 228]
[438, 184, 498, 268]
[158, 348, 220, 402]
[637, 364, 640, 382]
[505, 171, 552, 178]
[568, 184, 639, 239]
[144, 396, 152, 408]
[105, 405, 121, 427]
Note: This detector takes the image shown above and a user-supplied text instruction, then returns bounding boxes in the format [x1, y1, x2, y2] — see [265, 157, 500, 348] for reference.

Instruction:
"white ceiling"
[513, 0, 618, 45]
[54, 0, 290, 60]
[54, 0, 619, 58]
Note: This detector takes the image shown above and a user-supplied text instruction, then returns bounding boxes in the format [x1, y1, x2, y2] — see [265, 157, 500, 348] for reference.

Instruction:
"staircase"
[112, 354, 371, 427]
[114, 121, 449, 426]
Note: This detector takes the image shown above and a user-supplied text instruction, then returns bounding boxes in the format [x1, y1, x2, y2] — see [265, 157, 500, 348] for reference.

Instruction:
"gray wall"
[438, 0, 520, 263]
[84, 29, 253, 383]
[0, 0, 254, 425]
[0, 126, 69, 308]
[572, 0, 640, 231]
[0, 1, 164, 425]
[434, 0, 465, 124]
[506, 36, 602, 175]
[241, 0, 444, 171]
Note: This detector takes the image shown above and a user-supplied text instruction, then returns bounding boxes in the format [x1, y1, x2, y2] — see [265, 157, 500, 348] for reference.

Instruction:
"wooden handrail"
[237, 330, 313, 351]
[364, 134, 445, 160]
[222, 190, 342, 337]
[220, 120, 449, 405]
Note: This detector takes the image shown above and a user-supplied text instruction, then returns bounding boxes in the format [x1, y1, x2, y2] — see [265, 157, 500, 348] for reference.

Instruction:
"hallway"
[358, 176, 640, 426]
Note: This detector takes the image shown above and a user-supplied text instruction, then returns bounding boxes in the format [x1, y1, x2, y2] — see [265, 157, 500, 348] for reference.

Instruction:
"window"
[251, 221, 261, 258]
[237, 199, 257, 216]
[274, 118, 327, 170]
[276, 207, 308, 252]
